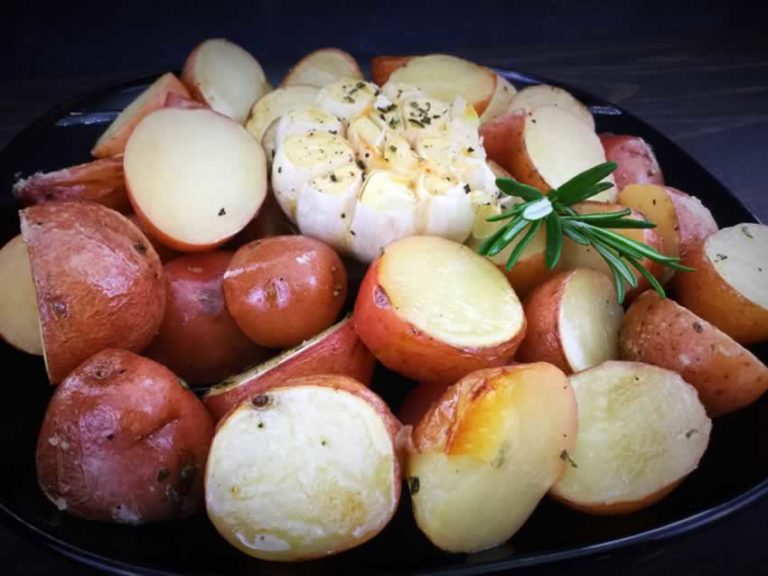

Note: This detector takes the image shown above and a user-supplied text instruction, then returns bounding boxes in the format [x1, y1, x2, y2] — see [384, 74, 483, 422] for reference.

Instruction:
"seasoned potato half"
[517, 269, 624, 373]
[204, 316, 375, 422]
[551, 361, 711, 514]
[36, 349, 214, 523]
[674, 223, 768, 343]
[205, 375, 401, 561]
[599, 134, 664, 190]
[20, 202, 165, 384]
[508, 84, 595, 130]
[282, 48, 363, 88]
[619, 291, 768, 416]
[182, 38, 270, 124]
[354, 235, 526, 386]
[92, 72, 190, 158]
[0, 235, 42, 355]
[124, 107, 267, 251]
[408, 363, 577, 553]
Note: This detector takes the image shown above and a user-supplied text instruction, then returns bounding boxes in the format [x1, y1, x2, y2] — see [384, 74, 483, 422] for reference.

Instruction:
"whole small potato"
[223, 236, 347, 348]
[146, 251, 267, 384]
[36, 349, 214, 524]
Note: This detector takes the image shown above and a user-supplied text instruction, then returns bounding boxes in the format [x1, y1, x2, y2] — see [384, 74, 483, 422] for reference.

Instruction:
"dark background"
[2, 0, 767, 574]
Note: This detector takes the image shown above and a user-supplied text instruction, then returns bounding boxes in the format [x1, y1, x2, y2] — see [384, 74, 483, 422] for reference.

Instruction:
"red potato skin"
[13, 157, 131, 213]
[619, 291, 768, 416]
[203, 317, 375, 422]
[125, 213, 180, 263]
[164, 92, 209, 110]
[599, 134, 664, 190]
[36, 349, 214, 523]
[92, 73, 190, 158]
[552, 480, 682, 516]
[223, 236, 348, 348]
[20, 202, 165, 384]
[666, 187, 718, 257]
[145, 251, 267, 385]
[353, 258, 526, 386]
[370, 55, 412, 86]
[515, 272, 573, 371]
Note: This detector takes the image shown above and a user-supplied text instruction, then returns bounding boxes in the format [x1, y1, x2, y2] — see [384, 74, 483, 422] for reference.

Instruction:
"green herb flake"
[407, 476, 420, 495]
[560, 449, 578, 468]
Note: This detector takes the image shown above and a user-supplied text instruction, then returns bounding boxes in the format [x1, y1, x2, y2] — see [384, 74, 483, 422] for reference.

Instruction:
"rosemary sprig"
[477, 162, 693, 303]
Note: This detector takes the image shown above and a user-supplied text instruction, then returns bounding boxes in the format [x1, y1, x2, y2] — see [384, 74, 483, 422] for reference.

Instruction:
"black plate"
[1, 68, 767, 576]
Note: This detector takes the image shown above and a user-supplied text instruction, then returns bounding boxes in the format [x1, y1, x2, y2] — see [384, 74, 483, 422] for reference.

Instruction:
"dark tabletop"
[2, 1, 767, 574]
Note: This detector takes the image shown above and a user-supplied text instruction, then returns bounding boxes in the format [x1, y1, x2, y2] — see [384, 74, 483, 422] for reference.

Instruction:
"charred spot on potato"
[692, 322, 704, 333]
[560, 449, 578, 468]
[133, 241, 147, 255]
[179, 464, 196, 494]
[52, 301, 68, 319]
[407, 476, 420, 495]
[252, 394, 271, 408]
[106, 433, 115, 441]
[157, 468, 170, 482]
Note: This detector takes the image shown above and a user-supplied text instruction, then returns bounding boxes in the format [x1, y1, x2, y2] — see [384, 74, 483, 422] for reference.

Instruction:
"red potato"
[20, 202, 165, 384]
[550, 361, 711, 515]
[599, 134, 664, 190]
[164, 92, 208, 110]
[408, 363, 577, 552]
[370, 55, 412, 86]
[12, 156, 131, 213]
[124, 107, 268, 252]
[479, 107, 615, 199]
[354, 235, 526, 386]
[36, 349, 214, 523]
[222, 236, 347, 349]
[507, 84, 595, 131]
[182, 38, 271, 124]
[91, 72, 190, 158]
[204, 316, 375, 422]
[560, 202, 664, 301]
[0, 235, 42, 355]
[282, 48, 363, 88]
[619, 291, 768, 416]
[516, 269, 624, 373]
[125, 214, 180, 263]
[479, 74, 518, 124]
[205, 375, 401, 561]
[244, 85, 320, 144]
[674, 223, 768, 344]
[145, 251, 267, 385]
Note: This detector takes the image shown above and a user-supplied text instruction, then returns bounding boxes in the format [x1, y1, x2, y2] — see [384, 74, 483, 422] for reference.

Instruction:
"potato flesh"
[706, 224, 768, 310]
[509, 85, 595, 131]
[553, 361, 711, 505]
[0, 235, 42, 355]
[379, 236, 523, 348]
[618, 184, 680, 258]
[524, 106, 614, 199]
[283, 49, 363, 88]
[206, 386, 396, 560]
[559, 270, 623, 371]
[125, 108, 266, 247]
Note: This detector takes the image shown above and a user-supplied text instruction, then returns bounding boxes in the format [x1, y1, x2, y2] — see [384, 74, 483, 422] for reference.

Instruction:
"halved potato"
[124, 107, 267, 251]
[479, 107, 614, 198]
[384, 54, 497, 115]
[674, 223, 768, 343]
[408, 363, 577, 552]
[245, 85, 320, 144]
[517, 269, 623, 373]
[599, 134, 664, 190]
[20, 202, 165, 384]
[204, 316, 375, 422]
[181, 38, 270, 124]
[619, 291, 768, 416]
[508, 84, 595, 130]
[479, 74, 518, 124]
[550, 361, 711, 514]
[0, 235, 42, 355]
[281, 48, 363, 88]
[13, 157, 130, 213]
[205, 375, 401, 561]
[560, 202, 663, 301]
[91, 72, 190, 158]
[354, 235, 526, 386]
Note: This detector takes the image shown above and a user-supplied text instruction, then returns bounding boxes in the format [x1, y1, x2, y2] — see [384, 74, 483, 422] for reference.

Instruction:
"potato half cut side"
[619, 291, 768, 416]
[354, 235, 526, 386]
[204, 316, 375, 421]
[384, 54, 497, 115]
[205, 375, 401, 561]
[0, 235, 42, 355]
[182, 38, 270, 124]
[124, 108, 267, 252]
[92, 72, 190, 158]
[674, 223, 768, 344]
[281, 48, 363, 88]
[551, 361, 711, 514]
[508, 84, 595, 131]
[408, 363, 577, 552]
[599, 134, 664, 190]
[20, 202, 165, 384]
[245, 85, 320, 143]
[517, 269, 623, 373]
